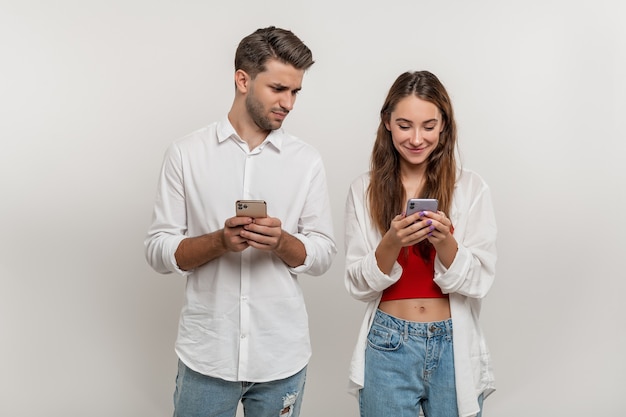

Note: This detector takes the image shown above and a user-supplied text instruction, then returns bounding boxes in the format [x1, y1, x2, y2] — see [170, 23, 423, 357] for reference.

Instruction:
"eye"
[398, 125, 411, 130]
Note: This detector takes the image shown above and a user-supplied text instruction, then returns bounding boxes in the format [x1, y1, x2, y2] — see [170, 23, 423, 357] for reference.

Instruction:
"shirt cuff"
[288, 234, 314, 274]
[167, 236, 193, 276]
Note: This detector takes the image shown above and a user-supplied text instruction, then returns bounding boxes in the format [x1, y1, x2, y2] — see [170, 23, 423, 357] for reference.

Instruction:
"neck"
[227, 109, 269, 150]
[401, 163, 427, 199]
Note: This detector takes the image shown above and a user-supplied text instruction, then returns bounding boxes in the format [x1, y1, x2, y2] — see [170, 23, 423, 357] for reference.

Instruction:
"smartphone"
[235, 200, 267, 218]
[405, 198, 438, 217]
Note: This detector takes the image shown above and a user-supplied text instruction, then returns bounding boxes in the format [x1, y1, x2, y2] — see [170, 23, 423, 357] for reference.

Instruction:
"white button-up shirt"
[344, 169, 497, 417]
[145, 118, 336, 382]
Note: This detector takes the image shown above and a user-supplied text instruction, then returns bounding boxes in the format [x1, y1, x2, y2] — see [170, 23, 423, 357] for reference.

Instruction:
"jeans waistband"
[374, 309, 453, 337]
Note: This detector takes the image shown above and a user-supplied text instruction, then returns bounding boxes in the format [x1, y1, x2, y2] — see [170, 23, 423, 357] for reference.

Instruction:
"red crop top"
[380, 243, 447, 301]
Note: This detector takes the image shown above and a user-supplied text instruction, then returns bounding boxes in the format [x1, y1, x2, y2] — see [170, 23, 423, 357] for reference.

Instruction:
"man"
[144, 26, 336, 417]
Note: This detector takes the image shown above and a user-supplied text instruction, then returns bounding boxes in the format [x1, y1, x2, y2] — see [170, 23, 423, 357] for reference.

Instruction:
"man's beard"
[245, 94, 281, 131]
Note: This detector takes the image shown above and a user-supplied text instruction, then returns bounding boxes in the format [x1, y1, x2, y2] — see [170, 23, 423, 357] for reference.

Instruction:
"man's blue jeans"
[359, 309, 483, 417]
[173, 360, 307, 417]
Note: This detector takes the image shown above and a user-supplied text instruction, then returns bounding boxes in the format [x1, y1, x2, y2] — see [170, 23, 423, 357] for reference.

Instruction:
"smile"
[406, 146, 426, 153]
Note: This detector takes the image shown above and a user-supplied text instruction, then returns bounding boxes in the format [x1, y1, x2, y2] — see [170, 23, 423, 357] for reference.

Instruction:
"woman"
[344, 71, 497, 417]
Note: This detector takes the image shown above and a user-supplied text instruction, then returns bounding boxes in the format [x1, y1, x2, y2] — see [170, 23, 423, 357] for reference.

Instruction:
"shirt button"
[240, 334, 246, 339]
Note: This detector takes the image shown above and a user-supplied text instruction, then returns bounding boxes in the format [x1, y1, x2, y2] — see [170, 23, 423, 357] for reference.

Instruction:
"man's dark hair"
[234, 26, 314, 79]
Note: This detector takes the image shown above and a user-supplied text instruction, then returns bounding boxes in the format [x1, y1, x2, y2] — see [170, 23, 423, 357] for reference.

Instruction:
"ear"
[234, 69, 250, 93]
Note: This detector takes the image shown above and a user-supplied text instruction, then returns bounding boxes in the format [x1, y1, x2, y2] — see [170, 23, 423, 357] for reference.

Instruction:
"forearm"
[175, 229, 228, 271]
[274, 231, 306, 268]
[375, 237, 402, 275]
[433, 235, 458, 269]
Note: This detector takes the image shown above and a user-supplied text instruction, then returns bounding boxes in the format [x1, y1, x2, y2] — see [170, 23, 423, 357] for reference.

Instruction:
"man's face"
[245, 59, 305, 131]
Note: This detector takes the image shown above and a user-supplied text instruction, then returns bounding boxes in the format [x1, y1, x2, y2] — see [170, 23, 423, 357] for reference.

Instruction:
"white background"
[1, 1, 625, 416]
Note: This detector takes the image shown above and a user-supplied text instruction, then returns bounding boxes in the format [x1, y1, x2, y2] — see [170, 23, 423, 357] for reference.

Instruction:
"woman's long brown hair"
[368, 71, 458, 237]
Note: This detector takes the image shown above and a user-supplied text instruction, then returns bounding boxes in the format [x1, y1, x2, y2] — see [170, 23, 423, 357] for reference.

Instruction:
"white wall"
[1, 1, 624, 416]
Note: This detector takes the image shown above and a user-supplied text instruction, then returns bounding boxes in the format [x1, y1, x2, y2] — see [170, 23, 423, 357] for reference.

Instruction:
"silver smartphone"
[235, 200, 267, 218]
[405, 198, 438, 216]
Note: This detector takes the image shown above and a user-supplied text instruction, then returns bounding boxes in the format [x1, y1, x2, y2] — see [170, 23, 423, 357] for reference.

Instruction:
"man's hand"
[223, 215, 255, 252]
[239, 216, 283, 251]
[174, 216, 253, 271]
[239, 216, 306, 267]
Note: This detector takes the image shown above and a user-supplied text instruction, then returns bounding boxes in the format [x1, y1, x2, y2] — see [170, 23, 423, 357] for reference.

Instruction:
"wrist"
[274, 230, 287, 254]
[216, 229, 229, 253]
[433, 235, 458, 267]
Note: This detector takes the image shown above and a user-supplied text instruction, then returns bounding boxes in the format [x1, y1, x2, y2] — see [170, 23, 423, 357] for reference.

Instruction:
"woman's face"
[385, 95, 444, 168]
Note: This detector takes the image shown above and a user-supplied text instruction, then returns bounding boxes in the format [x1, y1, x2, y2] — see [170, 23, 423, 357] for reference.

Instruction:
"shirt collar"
[217, 117, 283, 151]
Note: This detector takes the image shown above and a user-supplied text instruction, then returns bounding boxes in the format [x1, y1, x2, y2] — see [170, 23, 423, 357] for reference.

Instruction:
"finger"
[251, 216, 281, 227]
[391, 213, 408, 227]
[245, 223, 280, 239]
[403, 212, 424, 226]
[427, 222, 450, 240]
[246, 234, 278, 251]
[227, 216, 252, 228]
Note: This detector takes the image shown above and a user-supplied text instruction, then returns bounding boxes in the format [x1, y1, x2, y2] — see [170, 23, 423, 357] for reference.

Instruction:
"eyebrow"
[394, 117, 439, 124]
[271, 83, 301, 93]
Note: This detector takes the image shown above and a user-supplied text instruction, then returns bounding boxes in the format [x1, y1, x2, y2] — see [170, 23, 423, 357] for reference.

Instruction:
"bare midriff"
[378, 297, 451, 323]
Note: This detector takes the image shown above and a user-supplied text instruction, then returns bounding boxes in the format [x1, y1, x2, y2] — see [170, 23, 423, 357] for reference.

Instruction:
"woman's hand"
[375, 211, 435, 274]
[421, 210, 453, 243]
[420, 210, 458, 268]
[386, 211, 435, 248]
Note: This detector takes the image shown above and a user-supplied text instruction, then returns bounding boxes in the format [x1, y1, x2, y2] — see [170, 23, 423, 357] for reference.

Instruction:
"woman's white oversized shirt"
[344, 169, 497, 417]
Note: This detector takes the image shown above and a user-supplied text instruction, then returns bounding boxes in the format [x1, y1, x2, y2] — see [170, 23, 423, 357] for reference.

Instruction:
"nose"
[279, 91, 296, 111]
[409, 129, 422, 146]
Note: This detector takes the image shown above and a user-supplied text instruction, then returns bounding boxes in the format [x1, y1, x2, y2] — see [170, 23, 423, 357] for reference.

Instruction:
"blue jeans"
[360, 310, 482, 417]
[173, 360, 307, 417]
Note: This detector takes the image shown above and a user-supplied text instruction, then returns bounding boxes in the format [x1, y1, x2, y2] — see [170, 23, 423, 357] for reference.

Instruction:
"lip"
[272, 111, 288, 121]
[405, 146, 426, 154]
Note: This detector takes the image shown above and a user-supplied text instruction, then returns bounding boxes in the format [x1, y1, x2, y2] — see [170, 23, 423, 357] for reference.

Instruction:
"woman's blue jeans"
[360, 309, 482, 417]
[172, 360, 306, 417]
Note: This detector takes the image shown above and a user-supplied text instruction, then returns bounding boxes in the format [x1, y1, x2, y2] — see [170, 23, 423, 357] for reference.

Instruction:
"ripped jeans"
[173, 360, 306, 417]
